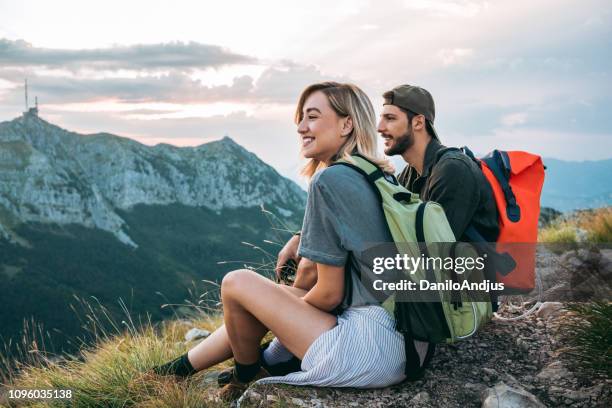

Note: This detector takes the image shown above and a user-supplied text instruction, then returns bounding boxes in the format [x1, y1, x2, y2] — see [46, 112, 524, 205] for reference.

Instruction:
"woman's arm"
[302, 263, 344, 312]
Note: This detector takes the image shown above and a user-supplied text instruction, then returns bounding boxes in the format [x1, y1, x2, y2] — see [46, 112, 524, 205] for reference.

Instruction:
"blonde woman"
[154, 82, 429, 400]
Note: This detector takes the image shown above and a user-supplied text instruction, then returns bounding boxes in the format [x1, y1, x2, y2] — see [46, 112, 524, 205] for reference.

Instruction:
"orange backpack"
[443, 148, 545, 294]
[480, 150, 545, 293]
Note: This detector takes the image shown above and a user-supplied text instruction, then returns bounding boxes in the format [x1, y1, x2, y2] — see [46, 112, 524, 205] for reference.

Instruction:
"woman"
[154, 82, 431, 401]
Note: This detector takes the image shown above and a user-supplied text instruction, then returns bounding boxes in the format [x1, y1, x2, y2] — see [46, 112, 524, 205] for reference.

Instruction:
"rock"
[536, 361, 573, 382]
[243, 389, 262, 402]
[500, 373, 521, 387]
[483, 367, 498, 381]
[481, 382, 546, 408]
[266, 394, 279, 402]
[564, 389, 590, 402]
[411, 391, 430, 403]
[310, 398, 324, 408]
[291, 397, 306, 407]
[536, 302, 564, 319]
[464, 383, 487, 397]
[184, 328, 211, 342]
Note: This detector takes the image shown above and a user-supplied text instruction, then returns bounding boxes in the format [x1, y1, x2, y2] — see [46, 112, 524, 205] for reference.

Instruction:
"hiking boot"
[217, 355, 301, 386]
[218, 367, 270, 402]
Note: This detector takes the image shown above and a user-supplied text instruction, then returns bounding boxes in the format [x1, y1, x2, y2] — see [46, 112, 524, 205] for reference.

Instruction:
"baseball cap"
[383, 84, 439, 140]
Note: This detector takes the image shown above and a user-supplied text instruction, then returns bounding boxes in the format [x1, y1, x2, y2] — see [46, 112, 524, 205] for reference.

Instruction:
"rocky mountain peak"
[0, 115, 306, 247]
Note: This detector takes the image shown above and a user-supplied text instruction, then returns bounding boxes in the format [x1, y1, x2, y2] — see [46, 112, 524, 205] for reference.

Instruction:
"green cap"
[383, 84, 439, 140]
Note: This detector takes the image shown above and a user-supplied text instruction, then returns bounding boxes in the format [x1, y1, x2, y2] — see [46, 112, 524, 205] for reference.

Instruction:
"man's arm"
[426, 158, 480, 239]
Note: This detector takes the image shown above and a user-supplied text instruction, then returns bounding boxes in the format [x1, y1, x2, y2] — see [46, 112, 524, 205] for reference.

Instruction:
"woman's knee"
[221, 269, 257, 299]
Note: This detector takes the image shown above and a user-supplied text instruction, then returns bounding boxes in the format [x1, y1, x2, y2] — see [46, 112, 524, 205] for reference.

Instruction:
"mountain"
[540, 158, 612, 212]
[0, 112, 306, 354]
[387, 152, 611, 213]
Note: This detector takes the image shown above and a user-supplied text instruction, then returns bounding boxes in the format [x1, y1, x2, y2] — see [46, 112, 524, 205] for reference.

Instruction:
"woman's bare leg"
[186, 283, 308, 371]
[187, 324, 233, 371]
[221, 269, 337, 363]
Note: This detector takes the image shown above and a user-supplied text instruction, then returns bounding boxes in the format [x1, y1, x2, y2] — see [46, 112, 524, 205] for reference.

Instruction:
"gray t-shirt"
[298, 164, 394, 310]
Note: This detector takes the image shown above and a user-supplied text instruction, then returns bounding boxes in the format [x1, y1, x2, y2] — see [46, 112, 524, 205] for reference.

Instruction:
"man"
[377, 84, 499, 242]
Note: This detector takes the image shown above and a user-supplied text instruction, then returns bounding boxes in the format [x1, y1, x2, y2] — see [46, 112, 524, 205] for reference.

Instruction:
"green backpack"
[331, 154, 492, 376]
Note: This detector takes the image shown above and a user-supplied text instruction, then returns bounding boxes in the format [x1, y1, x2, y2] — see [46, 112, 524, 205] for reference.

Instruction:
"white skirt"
[255, 305, 406, 388]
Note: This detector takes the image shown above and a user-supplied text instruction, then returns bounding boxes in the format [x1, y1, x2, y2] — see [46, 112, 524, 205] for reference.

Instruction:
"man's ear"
[413, 115, 425, 131]
[341, 116, 353, 137]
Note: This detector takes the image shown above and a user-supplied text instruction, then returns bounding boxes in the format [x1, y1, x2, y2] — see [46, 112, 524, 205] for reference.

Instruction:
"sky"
[0, 0, 611, 183]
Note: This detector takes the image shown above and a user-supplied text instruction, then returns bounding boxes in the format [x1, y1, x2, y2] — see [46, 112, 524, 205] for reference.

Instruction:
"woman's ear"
[341, 116, 353, 137]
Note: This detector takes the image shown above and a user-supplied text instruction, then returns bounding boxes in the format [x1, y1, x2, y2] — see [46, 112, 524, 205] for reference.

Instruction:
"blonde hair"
[295, 82, 394, 180]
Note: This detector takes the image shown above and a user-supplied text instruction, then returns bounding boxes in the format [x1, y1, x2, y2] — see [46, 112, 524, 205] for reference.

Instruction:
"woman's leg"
[187, 324, 233, 370]
[221, 269, 337, 363]
[186, 283, 309, 371]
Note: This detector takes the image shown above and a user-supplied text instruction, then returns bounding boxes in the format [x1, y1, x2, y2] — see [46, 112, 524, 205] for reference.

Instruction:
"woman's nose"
[297, 119, 308, 134]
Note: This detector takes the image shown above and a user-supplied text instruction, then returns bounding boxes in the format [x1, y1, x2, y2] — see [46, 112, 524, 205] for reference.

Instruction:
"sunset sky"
[1, 0, 610, 182]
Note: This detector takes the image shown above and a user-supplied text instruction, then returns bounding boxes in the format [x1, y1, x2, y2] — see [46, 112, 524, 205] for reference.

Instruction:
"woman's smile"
[302, 136, 315, 148]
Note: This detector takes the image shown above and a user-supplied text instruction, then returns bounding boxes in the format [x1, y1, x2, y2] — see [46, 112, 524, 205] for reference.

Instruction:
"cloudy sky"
[1, 0, 611, 182]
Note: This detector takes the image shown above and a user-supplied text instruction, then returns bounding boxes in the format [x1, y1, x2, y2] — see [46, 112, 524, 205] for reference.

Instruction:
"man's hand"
[275, 234, 301, 280]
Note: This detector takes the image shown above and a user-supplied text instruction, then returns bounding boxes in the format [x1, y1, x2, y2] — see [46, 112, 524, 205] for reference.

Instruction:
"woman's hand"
[275, 234, 301, 280]
[303, 263, 344, 312]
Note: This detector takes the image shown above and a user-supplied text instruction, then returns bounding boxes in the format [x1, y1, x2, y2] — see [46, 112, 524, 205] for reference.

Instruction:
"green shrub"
[563, 302, 612, 378]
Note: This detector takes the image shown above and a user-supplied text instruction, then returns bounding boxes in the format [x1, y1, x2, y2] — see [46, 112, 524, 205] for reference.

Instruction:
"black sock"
[153, 353, 196, 377]
[234, 360, 261, 383]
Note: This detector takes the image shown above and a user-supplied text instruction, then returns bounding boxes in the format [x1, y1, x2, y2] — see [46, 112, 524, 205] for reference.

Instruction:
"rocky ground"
[228, 247, 612, 408]
[230, 304, 610, 408]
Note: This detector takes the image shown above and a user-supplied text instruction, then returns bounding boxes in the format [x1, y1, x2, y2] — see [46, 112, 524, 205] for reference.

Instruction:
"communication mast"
[23, 79, 39, 117]
[24, 79, 28, 111]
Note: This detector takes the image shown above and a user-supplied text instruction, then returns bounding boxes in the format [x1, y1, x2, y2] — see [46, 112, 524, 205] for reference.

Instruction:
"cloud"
[437, 48, 474, 66]
[0, 61, 338, 107]
[0, 39, 256, 71]
[500, 112, 528, 127]
[0, 70, 253, 104]
[403, 0, 487, 18]
[253, 64, 345, 104]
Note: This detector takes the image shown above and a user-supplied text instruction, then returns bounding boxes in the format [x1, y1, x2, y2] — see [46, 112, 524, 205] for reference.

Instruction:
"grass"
[562, 302, 612, 378]
[1, 305, 231, 407]
[538, 206, 612, 244]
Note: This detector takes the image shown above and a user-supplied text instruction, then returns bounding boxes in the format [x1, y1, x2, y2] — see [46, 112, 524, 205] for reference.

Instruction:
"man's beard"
[384, 128, 414, 156]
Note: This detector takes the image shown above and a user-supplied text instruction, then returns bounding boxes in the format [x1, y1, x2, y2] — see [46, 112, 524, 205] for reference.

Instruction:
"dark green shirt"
[398, 139, 499, 242]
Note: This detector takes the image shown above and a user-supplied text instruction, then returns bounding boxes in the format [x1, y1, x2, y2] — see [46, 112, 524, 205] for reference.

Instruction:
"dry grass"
[538, 206, 612, 244]
[1, 313, 230, 407]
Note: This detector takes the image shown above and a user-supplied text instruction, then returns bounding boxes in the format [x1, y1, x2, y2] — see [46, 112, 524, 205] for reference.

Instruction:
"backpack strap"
[329, 159, 384, 203]
[398, 202, 445, 379]
[481, 150, 521, 222]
